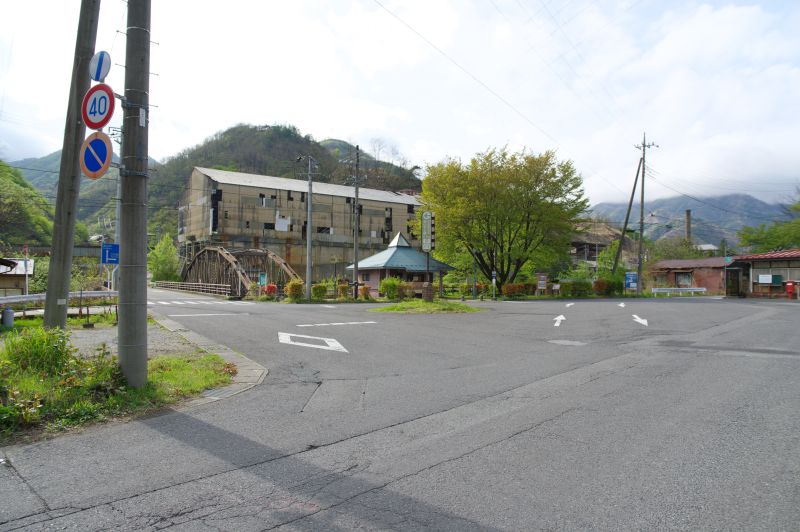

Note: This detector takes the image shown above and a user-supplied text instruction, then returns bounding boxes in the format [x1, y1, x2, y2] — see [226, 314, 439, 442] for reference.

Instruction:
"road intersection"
[2, 289, 798, 530]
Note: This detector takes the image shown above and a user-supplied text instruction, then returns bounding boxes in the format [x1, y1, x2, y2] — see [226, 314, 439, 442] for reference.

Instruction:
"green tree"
[422, 148, 588, 288]
[148, 235, 180, 281]
[738, 200, 800, 252]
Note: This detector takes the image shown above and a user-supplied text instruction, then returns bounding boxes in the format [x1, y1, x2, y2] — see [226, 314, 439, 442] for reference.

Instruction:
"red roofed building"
[729, 249, 800, 299]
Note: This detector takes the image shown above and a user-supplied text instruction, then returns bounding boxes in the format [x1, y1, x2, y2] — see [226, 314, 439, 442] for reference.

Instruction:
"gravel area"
[68, 322, 200, 358]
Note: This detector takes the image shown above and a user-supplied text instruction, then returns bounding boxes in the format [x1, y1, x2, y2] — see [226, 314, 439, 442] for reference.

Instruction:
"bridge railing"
[152, 281, 231, 296]
[0, 291, 118, 306]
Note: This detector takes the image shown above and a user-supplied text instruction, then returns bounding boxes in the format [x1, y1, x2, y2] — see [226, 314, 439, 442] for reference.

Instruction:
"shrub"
[285, 279, 305, 301]
[607, 278, 623, 295]
[380, 276, 403, 300]
[593, 278, 609, 296]
[310, 283, 327, 300]
[337, 284, 350, 300]
[359, 285, 371, 300]
[3, 327, 73, 373]
[265, 283, 277, 296]
[524, 282, 537, 295]
[502, 283, 526, 298]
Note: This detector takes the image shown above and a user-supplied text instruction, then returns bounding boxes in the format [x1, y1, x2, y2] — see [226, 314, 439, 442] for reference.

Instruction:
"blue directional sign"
[101, 243, 120, 264]
[80, 131, 113, 179]
[625, 271, 638, 290]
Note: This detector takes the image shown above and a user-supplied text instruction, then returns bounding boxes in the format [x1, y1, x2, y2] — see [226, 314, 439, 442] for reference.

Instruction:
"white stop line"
[278, 332, 348, 352]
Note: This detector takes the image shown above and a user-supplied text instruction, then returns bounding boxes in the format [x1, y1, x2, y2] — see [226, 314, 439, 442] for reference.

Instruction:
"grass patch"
[369, 299, 480, 314]
[0, 327, 235, 441]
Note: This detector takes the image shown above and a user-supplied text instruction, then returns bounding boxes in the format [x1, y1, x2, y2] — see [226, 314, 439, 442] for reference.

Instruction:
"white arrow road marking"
[279, 332, 348, 352]
[554, 315, 566, 327]
[632, 314, 648, 326]
[618, 302, 626, 308]
[565, 303, 575, 308]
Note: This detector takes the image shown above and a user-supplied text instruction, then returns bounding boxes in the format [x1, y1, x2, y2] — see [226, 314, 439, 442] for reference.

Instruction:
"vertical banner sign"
[421, 211, 432, 252]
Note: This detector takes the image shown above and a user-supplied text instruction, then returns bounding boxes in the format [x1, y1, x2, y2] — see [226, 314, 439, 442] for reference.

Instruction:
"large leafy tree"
[422, 148, 588, 287]
[148, 234, 181, 281]
[738, 199, 800, 252]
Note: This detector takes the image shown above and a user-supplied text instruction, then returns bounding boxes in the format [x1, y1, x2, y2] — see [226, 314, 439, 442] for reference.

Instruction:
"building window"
[316, 227, 331, 234]
[259, 193, 266, 207]
[287, 191, 293, 201]
[675, 272, 692, 287]
[301, 192, 305, 202]
[264, 222, 275, 230]
[245, 221, 250, 229]
[362, 273, 370, 282]
[407, 204, 415, 214]
[224, 211, 229, 219]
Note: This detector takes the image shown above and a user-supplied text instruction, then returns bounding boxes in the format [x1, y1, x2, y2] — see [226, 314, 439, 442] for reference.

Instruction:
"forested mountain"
[12, 124, 422, 238]
[591, 194, 790, 246]
[0, 161, 87, 249]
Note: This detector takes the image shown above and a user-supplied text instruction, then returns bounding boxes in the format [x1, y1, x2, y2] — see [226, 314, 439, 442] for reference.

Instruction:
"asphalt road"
[2, 290, 798, 530]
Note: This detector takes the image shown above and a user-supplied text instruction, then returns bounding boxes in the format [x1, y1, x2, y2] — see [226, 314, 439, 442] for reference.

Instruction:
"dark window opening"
[316, 227, 331, 234]
[287, 191, 293, 201]
[270, 194, 277, 200]
[301, 192, 305, 202]
[224, 211, 229, 219]
[264, 222, 275, 230]
[407, 204, 415, 214]
[245, 221, 250, 229]
[259, 193, 266, 207]
[346, 197, 352, 204]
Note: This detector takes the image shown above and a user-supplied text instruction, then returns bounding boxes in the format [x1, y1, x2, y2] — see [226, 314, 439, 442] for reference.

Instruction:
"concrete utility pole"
[118, 0, 151, 388]
[353, 145, 360, 299]
[635, 132, 658, 295]
[44, 0, 101, 329]
[612, 157, 642, 275]
[304, 156, 314, 300]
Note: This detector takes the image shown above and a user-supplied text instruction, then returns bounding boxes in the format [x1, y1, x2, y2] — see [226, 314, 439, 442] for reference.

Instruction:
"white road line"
[278, 332, 348, 352]
[322, 305, 336, 309]
[147, 301, 155, 305]
[157, 301, 171, 305]
[167, 313, 245, 317]
[297, 321, 377, 328]
[171, 301, 186, 305]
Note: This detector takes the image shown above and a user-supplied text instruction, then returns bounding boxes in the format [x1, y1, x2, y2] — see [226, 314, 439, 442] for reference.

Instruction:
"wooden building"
[179, 167, 421, 282]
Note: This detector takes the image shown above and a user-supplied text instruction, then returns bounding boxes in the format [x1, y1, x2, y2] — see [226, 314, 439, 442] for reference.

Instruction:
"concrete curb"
[150, 314, 268, 407]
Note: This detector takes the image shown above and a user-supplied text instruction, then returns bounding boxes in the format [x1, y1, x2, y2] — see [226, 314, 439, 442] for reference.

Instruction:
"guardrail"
[0, 291, 118, 306]
[651, 287, 707, 297]
[152, 281, 230, 296]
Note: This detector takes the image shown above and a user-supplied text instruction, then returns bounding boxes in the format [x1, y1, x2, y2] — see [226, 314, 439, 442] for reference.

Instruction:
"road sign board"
[625, 271, 638, 290]
[80, 132, 113, 179]
[81, 83, 115, 130]
[101, 243, 119, 264]
[421, 211, 432, 252]
[88, 51, 111, 82]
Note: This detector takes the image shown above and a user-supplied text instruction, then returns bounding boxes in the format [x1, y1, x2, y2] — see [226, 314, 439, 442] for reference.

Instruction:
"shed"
[729, 249, 800, 298]
[0, 258, 34, 296]
[346, 233, 453, 297]
[650, 257, 727, 295]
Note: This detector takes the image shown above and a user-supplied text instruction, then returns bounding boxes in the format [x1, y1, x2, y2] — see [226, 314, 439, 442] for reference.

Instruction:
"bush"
[359, 285, 371, 300]
[285, 279, 305, 301]
[593, 278, 609, 296]
[337, 284, 350, 300]
[607, 278, 623, 295]
[310, 283, 327, 300]
[3, 327, 72, 373]
[560, 279, 592, 297]
[502, 283, 526, 298]
[380, 277, 404, 300]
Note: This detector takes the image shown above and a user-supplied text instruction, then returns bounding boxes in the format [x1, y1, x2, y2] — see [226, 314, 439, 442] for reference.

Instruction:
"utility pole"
[635, 132, 657, 295]
[118, 0, 151, 388]
[612, 157, 642, 275]
[353, 145, 360, 299]
[44, 0, 101, 329]
[305, 156, 314, 300]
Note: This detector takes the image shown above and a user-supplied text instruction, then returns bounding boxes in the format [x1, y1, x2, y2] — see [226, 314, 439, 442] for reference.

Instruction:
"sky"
[1, 0, 799, 205]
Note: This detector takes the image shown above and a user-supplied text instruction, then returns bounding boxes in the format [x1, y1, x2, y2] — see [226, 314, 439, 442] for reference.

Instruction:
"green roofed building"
[346, 232, 453, 297]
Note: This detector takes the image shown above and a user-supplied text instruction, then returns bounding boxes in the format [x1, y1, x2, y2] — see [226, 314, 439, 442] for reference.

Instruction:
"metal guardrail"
[651, 287, 707, 296]
[152, 281, 230, 296]
[0, 291, 118, 305]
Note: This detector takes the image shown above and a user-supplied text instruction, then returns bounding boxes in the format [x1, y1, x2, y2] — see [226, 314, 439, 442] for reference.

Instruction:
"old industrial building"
[179, 167, 422, 281]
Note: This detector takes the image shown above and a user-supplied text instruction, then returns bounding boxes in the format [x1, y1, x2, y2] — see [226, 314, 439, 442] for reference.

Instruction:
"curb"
[150, 314, 268, 407]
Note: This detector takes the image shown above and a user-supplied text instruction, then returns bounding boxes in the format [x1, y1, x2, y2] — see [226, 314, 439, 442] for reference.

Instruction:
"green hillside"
[13, 124, 422, 238]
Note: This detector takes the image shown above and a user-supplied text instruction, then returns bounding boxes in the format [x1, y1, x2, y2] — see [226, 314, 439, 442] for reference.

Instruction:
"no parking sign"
[80, 132, 113, 179]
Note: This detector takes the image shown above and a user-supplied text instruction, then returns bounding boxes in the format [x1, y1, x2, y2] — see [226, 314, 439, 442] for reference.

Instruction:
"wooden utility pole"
[685, 209, 692, 241]
[118, 0, 151, 387]
[44, 0, 101, 329]
[635, 133, 657, 295]
[612, 157, 642, 275]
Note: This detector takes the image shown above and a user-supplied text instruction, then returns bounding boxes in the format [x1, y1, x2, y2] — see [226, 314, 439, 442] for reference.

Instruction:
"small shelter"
[347, 233, 453, 297]
[729, 249, 800, 298]
[0, 258, 34, 296]
[650, 257, 727, 295]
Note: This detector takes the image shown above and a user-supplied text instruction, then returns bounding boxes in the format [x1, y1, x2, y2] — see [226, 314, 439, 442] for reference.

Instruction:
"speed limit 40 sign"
[81, 83, 115, 130]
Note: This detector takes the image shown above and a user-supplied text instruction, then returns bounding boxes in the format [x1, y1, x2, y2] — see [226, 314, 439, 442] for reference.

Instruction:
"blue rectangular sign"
[101, 243, 119, 264]
[625, 271, 638, 289]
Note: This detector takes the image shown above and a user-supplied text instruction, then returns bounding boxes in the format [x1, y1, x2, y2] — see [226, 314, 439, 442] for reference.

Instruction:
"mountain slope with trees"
[12, 124, 421, 239]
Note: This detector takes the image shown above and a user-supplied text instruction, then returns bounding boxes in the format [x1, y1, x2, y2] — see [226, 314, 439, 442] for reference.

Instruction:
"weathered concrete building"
[179, 167, 421, 282]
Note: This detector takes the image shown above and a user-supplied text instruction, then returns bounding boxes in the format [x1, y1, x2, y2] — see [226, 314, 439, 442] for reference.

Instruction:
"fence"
[152, 281, 231, 296]
[0, 291, 118, 306]
[651, 287, 707, 297]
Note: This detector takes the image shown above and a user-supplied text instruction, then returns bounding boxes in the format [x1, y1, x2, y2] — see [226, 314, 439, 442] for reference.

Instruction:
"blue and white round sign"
[88, 51, 111, 82]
